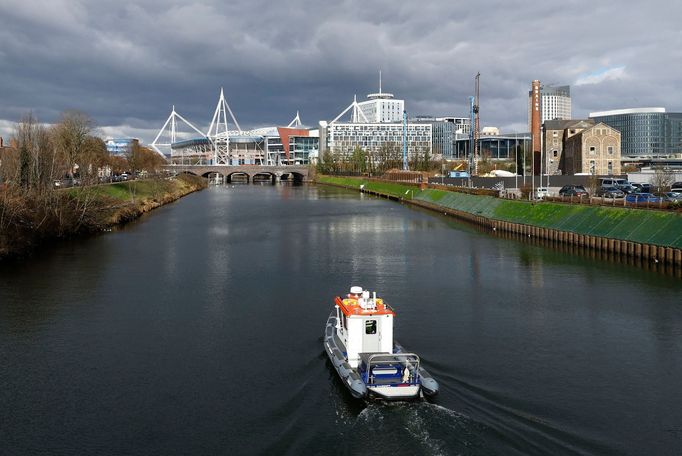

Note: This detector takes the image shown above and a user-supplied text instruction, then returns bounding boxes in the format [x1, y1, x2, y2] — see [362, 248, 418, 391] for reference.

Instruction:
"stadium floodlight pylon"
[287, 111, 302, 128]
[151, 105, 206, 158]
[207, 88, 242, 165]
[330, 95, 369, 124]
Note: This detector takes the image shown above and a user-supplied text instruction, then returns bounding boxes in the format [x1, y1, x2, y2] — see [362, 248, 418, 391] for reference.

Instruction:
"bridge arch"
[202, 171, 225, 185]
[252, 171, 277, 184]
[280, 171, 305, 183]
[226, 171, 250, 183]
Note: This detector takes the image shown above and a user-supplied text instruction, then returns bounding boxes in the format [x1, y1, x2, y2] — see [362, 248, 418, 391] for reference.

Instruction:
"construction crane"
[468, 72, 480, 178]
[473, 72, 480, 173]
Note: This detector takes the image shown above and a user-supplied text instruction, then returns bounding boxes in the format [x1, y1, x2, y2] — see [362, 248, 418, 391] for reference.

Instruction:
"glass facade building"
[589, 108, 682, 157]
[411, 116, 459, 158]
[287, 136, 318, 165]
[454, 134, 531, 160]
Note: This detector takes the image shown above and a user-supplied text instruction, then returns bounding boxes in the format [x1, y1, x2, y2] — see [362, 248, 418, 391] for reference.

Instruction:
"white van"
[599, 178, 627, 188]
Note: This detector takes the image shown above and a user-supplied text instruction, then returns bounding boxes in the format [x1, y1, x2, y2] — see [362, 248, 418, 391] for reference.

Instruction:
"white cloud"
[0, 120, 16, 143]
[0, 1, 681, 134]
[575, 66, 627, 86]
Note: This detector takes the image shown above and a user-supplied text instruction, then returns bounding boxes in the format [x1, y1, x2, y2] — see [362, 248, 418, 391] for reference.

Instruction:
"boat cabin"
[334, 286, 394, 368]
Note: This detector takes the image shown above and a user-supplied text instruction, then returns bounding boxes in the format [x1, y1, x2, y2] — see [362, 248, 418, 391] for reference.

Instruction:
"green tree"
[350, 146, 367, 173]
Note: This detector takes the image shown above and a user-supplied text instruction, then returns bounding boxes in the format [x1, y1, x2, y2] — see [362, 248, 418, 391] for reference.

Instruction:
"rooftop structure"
[589, 107, 666, 117]
[355, 72, 404, 123]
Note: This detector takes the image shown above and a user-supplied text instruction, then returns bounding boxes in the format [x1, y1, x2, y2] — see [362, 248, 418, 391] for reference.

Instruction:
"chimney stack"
[531, 80, 542, 176]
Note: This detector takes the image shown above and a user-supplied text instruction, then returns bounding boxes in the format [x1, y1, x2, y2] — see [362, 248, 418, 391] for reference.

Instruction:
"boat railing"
[363, 353, 421, 386]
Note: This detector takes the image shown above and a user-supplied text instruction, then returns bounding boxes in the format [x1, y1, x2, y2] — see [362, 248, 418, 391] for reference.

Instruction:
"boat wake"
[339, 402, 495, 456]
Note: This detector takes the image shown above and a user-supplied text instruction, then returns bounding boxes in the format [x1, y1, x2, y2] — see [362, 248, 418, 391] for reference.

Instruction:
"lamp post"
[514, 132, 518, 192]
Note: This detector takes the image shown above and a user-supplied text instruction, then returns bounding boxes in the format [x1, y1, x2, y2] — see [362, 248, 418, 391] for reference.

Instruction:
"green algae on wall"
[316, 175, 682, 249]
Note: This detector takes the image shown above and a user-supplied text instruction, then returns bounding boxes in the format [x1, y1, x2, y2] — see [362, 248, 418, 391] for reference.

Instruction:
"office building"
[357, 90, 404, 123]
[411, 116, 470, 159]
[319, 94, 431, 161]
[589, 108, 682, 157]
[454, 133, 531, 161]
[528, 84, 571, 130]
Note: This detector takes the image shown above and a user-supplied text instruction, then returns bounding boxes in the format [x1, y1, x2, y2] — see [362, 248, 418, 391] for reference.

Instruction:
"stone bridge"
[163, 165, 310, 183]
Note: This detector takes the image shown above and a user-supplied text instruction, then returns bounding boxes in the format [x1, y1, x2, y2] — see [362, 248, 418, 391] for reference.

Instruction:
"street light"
[514, 132, 518, 192]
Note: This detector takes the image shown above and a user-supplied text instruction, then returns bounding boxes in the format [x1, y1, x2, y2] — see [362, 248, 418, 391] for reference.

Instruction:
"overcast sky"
[1, 0, 681, 143]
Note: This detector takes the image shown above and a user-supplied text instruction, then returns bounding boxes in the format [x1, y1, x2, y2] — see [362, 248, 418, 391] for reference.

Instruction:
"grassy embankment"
[72, 174, 206, 224]
[0, 174, 206, 259]
[317, 175, 682, 249]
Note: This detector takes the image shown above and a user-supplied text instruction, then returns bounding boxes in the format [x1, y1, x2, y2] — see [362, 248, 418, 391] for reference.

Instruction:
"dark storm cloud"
[1, 0, 681, 141]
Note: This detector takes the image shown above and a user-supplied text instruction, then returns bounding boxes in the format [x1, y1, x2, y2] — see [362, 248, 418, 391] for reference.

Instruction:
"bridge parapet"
[163, 164, 310, 181]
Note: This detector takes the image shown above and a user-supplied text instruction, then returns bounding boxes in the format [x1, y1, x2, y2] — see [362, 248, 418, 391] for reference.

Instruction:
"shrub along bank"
[0, 174, 206, 259]
[317, 175, 682, 249]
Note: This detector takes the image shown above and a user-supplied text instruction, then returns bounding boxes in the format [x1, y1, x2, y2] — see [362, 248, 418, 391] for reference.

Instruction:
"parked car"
[596, 186, 625, 198]
[671, 182, 682, 192]
[617, 183, 638, 194]
[631, 183, 654, 193]
[625, 192, 662, 203]
[662, 191, 682, 202]
[559, 185, 589, 197]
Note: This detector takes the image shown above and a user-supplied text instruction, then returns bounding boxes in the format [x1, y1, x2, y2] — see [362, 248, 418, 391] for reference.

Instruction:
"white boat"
[323, 286, 439, 400]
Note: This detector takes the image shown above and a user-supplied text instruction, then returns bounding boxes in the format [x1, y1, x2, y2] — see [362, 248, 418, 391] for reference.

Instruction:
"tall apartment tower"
[530, 80, 542, 175]
[357, 72, 404, 123]
[528, 84, 572, 130]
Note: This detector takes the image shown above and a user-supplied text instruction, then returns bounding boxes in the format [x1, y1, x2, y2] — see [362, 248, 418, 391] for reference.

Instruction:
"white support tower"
[287, 111, 302, 128]
[207, 88, 242, 165]
[330, 95, 370, 124]
[151, 106, 206, 157]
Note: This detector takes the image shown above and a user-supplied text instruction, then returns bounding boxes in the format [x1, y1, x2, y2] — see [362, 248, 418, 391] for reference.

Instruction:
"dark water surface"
[1, 184, 681, 456]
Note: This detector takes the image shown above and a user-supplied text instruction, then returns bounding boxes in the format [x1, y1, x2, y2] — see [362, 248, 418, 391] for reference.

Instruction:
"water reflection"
[1, 184, 681, 456]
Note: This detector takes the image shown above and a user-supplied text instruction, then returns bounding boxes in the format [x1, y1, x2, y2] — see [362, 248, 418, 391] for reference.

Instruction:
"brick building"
[563, 123, 621, 175]
[543, 119, 594, 174]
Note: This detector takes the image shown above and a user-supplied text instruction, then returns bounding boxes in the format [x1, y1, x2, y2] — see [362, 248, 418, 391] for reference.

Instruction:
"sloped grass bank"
[317, 175, 682, 249]
[0, 174, 206, 260]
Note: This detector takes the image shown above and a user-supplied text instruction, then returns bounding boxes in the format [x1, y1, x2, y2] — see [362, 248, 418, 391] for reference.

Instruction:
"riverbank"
[0, 174, 206, 260]
[317, 175, 682, 266]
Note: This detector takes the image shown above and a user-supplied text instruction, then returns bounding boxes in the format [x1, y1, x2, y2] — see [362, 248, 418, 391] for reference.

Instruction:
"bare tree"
[52, 111, 94, 180]
[10, 113, 60, 194]
[651, 166, 675, 192]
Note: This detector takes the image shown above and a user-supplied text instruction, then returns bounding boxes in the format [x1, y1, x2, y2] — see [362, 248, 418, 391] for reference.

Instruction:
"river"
[1, 184, 680, 455]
